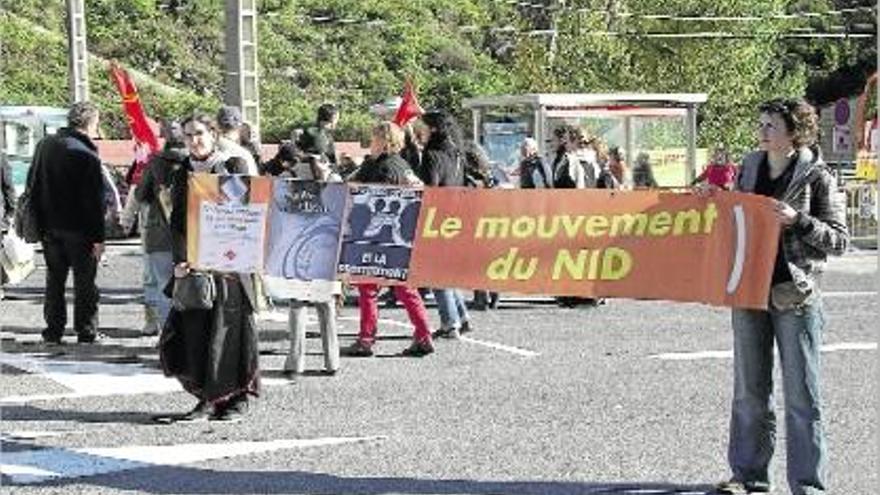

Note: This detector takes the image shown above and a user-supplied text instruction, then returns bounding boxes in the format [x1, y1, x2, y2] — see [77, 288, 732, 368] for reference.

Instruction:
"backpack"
[14, 156, 43, 243]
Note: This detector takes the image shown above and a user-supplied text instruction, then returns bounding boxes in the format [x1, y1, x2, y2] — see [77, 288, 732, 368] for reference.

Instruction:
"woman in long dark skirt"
[158, 111, 260, 423]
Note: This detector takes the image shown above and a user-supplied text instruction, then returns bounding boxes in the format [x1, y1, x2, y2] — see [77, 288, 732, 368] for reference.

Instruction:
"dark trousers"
[42, 230, 99, 337]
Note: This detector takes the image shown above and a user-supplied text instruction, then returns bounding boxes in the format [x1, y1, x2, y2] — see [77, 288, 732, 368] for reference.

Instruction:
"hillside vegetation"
[1, 0, 874, 151]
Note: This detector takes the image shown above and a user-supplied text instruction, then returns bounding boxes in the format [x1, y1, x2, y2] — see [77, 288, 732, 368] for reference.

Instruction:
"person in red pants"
[347, 283, 434, 357]
[342, 121, 434, 357]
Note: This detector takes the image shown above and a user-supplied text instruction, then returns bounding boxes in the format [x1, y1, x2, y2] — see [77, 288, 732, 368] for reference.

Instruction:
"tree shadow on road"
[1, 286, 144, 305]
[1, 404, 157, 425]
[0, 460, 716, 494]
[82, 466, 716, 494]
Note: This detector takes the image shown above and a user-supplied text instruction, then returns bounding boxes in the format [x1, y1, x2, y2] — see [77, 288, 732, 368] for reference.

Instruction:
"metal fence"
[842, 181, 879, 248]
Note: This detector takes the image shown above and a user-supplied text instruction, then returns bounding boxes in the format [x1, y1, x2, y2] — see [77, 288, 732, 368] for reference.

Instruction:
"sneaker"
[342, 340, 374, 357]
[432, 327, 461, 339]
[76, 332, 106, 344]
[401, 339, 434, 357]
[41, 329, 63, 345]
[488, 294, 500, 309]
[141, 321, 160, 337]
[174, 401, 211, 423]
[713, 479, 771, 494]
[460, 320, 473, 334]
[211, 397, 248, 422]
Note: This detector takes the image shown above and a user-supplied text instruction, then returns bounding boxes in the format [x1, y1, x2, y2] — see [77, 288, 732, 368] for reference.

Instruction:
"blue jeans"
[145, 251, 174, 326]
[432, 288, 469, 330]
[729, 303, 827, 495]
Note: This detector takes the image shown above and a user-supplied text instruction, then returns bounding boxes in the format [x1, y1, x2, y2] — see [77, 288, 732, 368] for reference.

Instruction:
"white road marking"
[1, 435, 385, 485]
[649, 341, 877, 361]
[337, 315, 411, 329]
[0, 352, 289, 404]
[823, 291, 878, 297]
[459, 336, 540, 358]
[1, 431, 73, 440]
[339, 316, 540, 357]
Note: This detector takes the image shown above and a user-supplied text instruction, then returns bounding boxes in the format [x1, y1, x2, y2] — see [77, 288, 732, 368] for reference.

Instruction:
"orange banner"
[409, 189, 780, 309]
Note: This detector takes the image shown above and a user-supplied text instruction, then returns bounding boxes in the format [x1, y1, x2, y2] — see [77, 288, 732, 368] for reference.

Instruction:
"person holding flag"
[108, 61, 165, 336]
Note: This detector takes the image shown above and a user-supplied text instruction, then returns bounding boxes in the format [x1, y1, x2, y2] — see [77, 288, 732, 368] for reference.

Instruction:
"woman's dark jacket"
[419, 137, 464, 187]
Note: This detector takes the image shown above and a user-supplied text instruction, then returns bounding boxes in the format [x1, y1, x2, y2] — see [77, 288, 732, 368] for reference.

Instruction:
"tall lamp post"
[225, 0, 261, 143]
[66, 0, 89, 102]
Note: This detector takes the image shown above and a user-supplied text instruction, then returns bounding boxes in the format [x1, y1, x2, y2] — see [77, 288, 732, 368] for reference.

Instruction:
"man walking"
[32, 102, 106, 344]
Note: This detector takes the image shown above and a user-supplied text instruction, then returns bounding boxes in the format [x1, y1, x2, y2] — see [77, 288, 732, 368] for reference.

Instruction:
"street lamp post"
[225, 0, 261, 143]
[66, 0, 89, 102]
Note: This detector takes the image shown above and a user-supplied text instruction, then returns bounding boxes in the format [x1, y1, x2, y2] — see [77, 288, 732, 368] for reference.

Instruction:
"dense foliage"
[1, 0, 875, 152]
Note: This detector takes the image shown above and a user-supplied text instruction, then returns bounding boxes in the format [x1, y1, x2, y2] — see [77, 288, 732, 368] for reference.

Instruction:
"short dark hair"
[216, 105, 243, 131]
[758, 98, 818, 148]
[422, 110, 462, 147]
[317, 103, 338, 125]
[181, 112, 217, 132]
[553, 124, 582, 144]
[67, 101, 99, 130]
[161, 119, 185, 146]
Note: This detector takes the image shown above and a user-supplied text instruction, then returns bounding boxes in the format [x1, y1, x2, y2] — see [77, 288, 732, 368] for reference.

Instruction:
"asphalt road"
[1, 240, 877, 494]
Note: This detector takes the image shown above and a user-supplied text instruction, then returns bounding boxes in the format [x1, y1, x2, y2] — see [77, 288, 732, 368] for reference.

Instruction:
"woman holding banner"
[158, 111, 261, 423]
[419, 110, 474, 339]
[343, 121, 435, 357]
[713, 99, 848, 495]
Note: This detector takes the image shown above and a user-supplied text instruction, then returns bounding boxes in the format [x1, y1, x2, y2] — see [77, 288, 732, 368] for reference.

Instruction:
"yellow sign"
[855, 150, 877, 181]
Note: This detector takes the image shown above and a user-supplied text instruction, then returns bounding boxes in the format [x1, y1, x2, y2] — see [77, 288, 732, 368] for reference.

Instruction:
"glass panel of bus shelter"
[3, 122, 35, 194]
[480, 111, 535, 187]
[629, 114, 705, 187]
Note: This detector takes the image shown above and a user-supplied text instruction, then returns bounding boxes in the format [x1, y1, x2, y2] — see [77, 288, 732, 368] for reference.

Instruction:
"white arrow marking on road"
[1, 435, 385, 485]
[0, 352, 289, 404]
[649, 341, 877, 361]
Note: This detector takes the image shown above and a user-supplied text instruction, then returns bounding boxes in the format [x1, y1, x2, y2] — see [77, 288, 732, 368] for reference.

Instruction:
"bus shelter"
[1, 106, 68, 194]
[462, 93, 707, 187]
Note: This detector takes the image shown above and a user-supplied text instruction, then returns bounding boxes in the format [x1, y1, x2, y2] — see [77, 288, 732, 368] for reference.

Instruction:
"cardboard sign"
[263, 180, 347, 301]
[337, 184, 423, 285]
[186, 173, 270, 273]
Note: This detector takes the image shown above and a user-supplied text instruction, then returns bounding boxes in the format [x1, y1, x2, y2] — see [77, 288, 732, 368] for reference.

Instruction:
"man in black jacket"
[31, 102, 105, 344]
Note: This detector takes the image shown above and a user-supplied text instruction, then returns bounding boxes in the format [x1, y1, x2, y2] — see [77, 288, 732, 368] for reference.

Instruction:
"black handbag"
[171, 271, 216, 311]
[15, 163, 42, 243]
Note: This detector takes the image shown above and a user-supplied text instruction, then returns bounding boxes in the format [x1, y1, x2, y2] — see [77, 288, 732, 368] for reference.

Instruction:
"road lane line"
[340, 316, 539, 357]
[649, 341, 877, 361]
[459, 336, 540, 358]
[1, 436, 386, 485]
[336, 316, 411, 329]
[823, 291, 878, 297]
[0, 352, 290, 404]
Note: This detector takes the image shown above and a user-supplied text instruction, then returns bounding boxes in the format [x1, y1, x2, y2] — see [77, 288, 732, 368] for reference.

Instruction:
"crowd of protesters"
[4, 96, 850, 495]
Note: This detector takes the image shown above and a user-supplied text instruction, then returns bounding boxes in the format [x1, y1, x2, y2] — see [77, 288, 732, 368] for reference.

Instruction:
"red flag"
[109, 61, 160, 185]
[393, 79, 424, 126]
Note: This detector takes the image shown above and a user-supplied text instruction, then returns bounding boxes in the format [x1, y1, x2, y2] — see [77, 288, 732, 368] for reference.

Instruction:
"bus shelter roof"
[462, 93, 707, 111]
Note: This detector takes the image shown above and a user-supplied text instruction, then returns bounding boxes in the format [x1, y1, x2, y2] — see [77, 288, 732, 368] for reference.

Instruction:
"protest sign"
[263, 180, 347, 301]
[337, 184, 422, 284]
[187, 173, 270, 273]
[409, 189, 780, 309]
